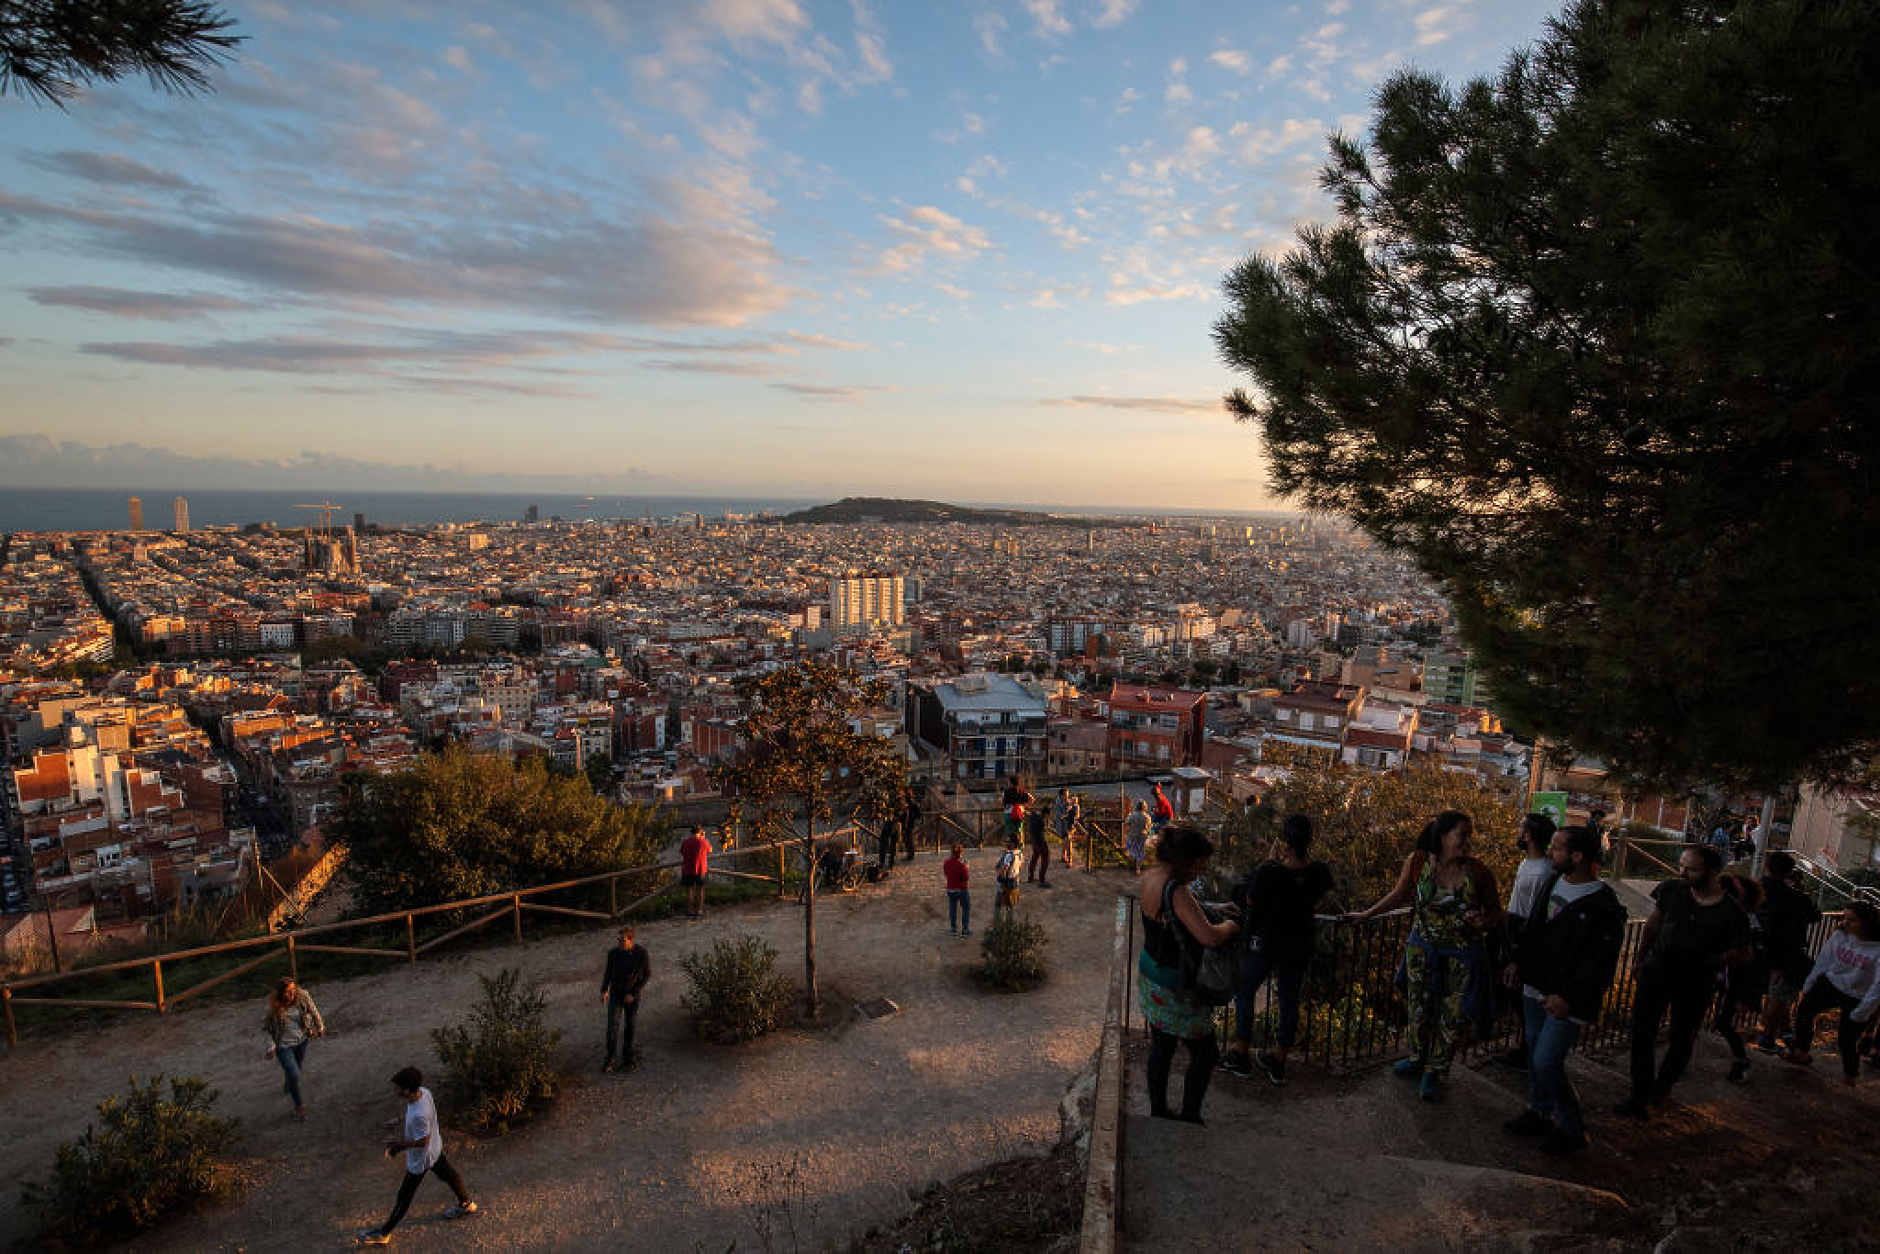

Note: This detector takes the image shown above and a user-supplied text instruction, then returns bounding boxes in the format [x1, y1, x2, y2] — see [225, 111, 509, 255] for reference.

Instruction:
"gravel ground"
[0, 849, 1123, 1252]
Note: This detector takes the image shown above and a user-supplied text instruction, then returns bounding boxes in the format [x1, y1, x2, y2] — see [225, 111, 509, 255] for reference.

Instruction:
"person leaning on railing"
[1345, 810, 1502, 1102]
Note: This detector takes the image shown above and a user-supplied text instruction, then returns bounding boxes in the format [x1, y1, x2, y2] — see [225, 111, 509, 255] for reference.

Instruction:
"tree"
[1214, 0, 1880, 791]
[2, 0, 240, 105]
[583, 750, 614, 796]
[713, 662, 904, 1015]
[332, 746, 666, 913]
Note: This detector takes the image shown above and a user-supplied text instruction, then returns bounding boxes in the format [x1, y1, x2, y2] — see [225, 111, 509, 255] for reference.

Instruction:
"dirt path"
[0, 851, 1122, 1252]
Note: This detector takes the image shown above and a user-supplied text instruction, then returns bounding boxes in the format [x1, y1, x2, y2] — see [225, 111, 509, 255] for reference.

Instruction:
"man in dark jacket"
[1501, 824, 1627, 1155]
[600, 925, 650, 1073]
[1755, 851, 1822, 1053]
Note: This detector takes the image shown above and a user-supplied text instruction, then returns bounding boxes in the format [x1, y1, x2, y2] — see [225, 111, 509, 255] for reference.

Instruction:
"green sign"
[1531, 791, 1568, 826]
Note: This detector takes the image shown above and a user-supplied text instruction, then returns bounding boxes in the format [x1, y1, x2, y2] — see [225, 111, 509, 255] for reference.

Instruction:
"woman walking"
[1784, 900, 1880, 1087]
[1136, 824, 1240, 1125]
[1348, 810, 1501, 1100]
[1124, 799, 1152, 873]
[263, 975, 325, 1120]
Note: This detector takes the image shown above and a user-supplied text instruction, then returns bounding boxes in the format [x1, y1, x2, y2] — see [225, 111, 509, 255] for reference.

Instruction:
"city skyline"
[2, 0, 1558, 509]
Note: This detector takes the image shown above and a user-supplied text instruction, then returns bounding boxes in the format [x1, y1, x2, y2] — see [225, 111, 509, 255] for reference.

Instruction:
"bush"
[680, 934, 795, 1043]
[431, 967, 561, 1135]
[21, 1074, 238, 1244]
[978, 915, 1048, 992]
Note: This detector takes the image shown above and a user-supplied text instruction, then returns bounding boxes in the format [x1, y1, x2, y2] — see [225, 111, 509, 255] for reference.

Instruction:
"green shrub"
[431, 967, 561, 1135]
[21, 1074, 238, 1244]
[680, 934, 795, 1043]
[978, 915, 1048, 992]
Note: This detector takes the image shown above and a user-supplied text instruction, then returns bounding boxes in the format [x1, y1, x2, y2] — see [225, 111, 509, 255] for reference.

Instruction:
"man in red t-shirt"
[943, 843, 971, 936]
[678, 826, 712, 919]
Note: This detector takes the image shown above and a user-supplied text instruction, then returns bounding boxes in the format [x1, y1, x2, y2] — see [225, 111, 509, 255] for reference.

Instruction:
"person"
[1708, 821, 1733, 862]
[1498, 813, 1559, 1068]
[1218, 814, 1333, 1086]
[1150, 781, 1174, 833]
[1124, 799, 1152, 873]
[263, 976, 325, 1120]
[901, 787, 922, 861]
[1001, 777, 1033, 841]
[356, 1066, 477, 1245]
[876, 811, 901, 877]
[1025, 804, 1053, 888]
[1051, 788, 1080, 867]
[1754, 851, 1821, 1054]
[679, 825, 712, 918]
[600, 925, 650, 1073]
[1712, 872, 1767, 1084]
[1500, 824, 1627, 1155]
[1613, 844, 1751, 1119]
[1783, 900, 1880, 1086]
[1136, 823, 1240, 1125]
[994, 833, 1022, 920]
[944, 843, 971, 936]
[1347, 810, 1502, 1101]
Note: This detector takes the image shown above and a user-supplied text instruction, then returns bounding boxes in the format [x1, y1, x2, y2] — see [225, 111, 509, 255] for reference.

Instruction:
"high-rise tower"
[828, 572, 905, 634]
[172, 496, 190, 533]
[127, 496, 143, 531]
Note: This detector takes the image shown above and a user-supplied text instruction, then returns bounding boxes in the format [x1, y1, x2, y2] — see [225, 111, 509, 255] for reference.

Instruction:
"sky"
[0, 0, 1562, 510]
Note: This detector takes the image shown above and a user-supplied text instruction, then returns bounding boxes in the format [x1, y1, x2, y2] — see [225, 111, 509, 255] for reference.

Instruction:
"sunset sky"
[1, 0, 1558, 509]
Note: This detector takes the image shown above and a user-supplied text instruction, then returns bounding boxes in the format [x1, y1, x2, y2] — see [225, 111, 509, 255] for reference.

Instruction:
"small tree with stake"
[713, 662, 904, 1017]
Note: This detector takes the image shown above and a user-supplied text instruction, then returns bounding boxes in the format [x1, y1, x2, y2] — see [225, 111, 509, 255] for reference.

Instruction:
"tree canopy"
[1, 1, 240, 104]
[1214, 0, 1880, 791]
[332, 747, 666, 913]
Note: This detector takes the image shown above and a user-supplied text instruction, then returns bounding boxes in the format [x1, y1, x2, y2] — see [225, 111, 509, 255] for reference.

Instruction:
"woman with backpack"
[1347, 810, 1502, 1101]
[1137, 823, 1240, 1125]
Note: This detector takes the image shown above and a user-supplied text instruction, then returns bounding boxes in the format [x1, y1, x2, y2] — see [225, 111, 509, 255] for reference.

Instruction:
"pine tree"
[1215, 0, 1880, 790]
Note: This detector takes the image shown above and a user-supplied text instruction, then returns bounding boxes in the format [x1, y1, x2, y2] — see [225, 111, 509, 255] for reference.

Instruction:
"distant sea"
[0, 488, 824, 533]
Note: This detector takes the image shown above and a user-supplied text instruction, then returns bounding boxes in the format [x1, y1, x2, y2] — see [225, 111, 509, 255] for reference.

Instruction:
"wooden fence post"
[286, 934, 298, 981]
[777, 842, 786, 898]
[609, 876, 618, 918]
[512, 894, 523, 943]
[153, 960, 166, 1013]
[3, 986, 15, 1048]
[406, 914, 417, 964]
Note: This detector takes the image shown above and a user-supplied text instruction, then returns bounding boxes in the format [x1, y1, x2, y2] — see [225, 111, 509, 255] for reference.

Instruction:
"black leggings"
[383, 1154, 470, 1233]
[1793, 981, 1863, 1079]
[1147, 1027, 1218, 1121]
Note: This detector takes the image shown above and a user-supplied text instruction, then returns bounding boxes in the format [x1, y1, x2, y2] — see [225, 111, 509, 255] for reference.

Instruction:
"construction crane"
[293, 501, 343, 539]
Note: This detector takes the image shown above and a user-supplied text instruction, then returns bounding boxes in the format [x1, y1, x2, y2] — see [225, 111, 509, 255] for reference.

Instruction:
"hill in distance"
[781, 497, 1127, 527]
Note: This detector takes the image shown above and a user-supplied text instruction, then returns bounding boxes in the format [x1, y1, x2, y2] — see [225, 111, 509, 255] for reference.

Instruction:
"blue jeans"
[947, 889, 970, 932]
[1232, 941, 1307, 1049]
[1523, 996, 1584, 1137]
[275, 1039, 308, 1107]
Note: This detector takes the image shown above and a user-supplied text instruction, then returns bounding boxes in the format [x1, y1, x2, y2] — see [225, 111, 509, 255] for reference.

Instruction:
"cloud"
[0, 432, 671, 492]
[1091, 0, 1138, 28]
[1413, 4, 1469, 45]
[1029, 289, 1063, 309]
[28, 151, 197, 191]
[1207, 49, 1251, 74]
[876, 204, 991, 273]
[1045, 395, 1222, 414]
[1025, 0, 1071, 38]
[702, 0, 809, 43]
[1104, 280, 1210, 306]
[1228, 118, 1325, 166]
[974, 12, 1008, 57]
[28, 286, 254, 319]
[770, 381, 896, 401]
[1165, 82, 1193, 104]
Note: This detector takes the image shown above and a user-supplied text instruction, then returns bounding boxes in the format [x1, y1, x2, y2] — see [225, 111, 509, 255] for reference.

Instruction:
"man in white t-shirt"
[357, 1067, 477, 1245]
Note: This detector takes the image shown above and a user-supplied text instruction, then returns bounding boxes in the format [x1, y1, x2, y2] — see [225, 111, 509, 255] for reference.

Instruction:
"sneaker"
[1254, 1050, 1288, 1087]
[961, 928, 972, 937]
[357, 1229, 391, 1246]
[443, 1202, 478, 1220]
[1503, 1109, 1553, 1137]
[1392, 1056, 1425, 1079]
[1610, 1097, 1651, 1121]
[293, 1105, 307, 1121]
[1418, 1071, 1443, 1102]
[1539, 1129, 1589, 1156]
[1217, 1051, 1254, 1078]
[602, 1059, 616, 1074]
[1727, 1059, 1751, 1085]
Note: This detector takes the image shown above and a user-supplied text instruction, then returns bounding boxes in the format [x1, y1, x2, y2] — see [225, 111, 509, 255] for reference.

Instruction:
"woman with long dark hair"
[1137, 823, 1240, 1124]
[1348, 810, 1502, 1100]
[263, 975, 325, 1120]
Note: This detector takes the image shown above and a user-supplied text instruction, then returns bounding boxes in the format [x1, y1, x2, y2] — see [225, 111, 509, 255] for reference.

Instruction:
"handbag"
[1166, 881, 1239, 1006]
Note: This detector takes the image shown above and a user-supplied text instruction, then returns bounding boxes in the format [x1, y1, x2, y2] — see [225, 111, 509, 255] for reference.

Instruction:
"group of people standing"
[1131, 807, 1879, 1149]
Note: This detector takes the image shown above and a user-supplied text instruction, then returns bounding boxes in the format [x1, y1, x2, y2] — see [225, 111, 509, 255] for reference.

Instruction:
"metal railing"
[1, 838, 798, 1048]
